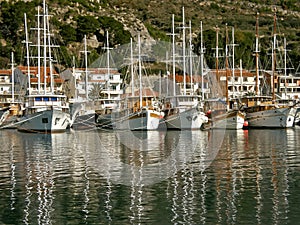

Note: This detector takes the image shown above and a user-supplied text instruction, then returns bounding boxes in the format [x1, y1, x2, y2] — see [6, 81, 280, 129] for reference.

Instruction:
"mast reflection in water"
[0, 128, 300, 224]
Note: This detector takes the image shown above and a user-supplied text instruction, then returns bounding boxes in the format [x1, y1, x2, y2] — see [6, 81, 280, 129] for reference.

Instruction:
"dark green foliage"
[76, 15, 100, 41]
[60, 24, 77, 44]
[97, 16, 131, 46]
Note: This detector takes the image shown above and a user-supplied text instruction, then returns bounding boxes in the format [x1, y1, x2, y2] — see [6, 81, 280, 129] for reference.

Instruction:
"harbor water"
[0, 127, 300, 224]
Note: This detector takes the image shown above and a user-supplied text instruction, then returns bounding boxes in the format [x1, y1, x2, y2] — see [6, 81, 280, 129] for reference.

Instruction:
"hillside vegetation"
[0, 0, 299, 72]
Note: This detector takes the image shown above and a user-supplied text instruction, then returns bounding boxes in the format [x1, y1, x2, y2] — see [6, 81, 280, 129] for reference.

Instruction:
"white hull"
[246, 107, 296, 128]
[17, 109, 70, 133]
[165, 107, 208, 130]
[115, 109, 163, 130]
[207, 110, 245, 130]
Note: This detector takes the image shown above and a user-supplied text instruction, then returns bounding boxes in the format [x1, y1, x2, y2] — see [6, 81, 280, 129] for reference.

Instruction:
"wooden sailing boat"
[163, 9, 208, 130]
[17, 0, 70, 133]
[203, 24, 245, 130]
[114, 34, 164, 130]
[241, 12, 296, 128]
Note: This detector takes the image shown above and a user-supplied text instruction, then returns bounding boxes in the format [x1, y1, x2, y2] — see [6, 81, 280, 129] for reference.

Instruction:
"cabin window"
[44, 97, 49, 101]
[42, 118, 48, 123]
[51, 97, 58, 101]
[35, 97, 42, 101]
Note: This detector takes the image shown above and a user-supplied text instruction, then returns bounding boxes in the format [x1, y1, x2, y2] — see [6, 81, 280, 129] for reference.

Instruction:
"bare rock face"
[86, 35, 100, 48]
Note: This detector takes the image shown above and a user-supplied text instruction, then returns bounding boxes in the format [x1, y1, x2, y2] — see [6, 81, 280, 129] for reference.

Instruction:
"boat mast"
[254, 12, 260, 95]
[272, 10, 277, 101]
[171, 14, 176, 96]
[24, 13, 31, 94]
[138, 33, 142, 108]
[240, 59, 243, 96]
[231, 27, 236, 98]
[103, 31, 112, 99]
[37, 6, 41, 93]
[284, 37, 287, 98]
[43, 0, 47, 95]
[189, 20, 193, 94]
[215, 25, 220, 84]
[225, 24, 229, 107]
[84, 35, 89, 100]
[182, 7, 186, 95]
[72, 56, 77, 100]
[45, 5, 54, 94]
[11, 52, 15, 102]
[130, 38, 134, 96]
[200, 21, 205, 101]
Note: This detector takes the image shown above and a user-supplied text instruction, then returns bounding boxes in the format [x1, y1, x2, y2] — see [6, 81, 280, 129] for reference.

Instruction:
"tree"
[76, 16, 100, 41]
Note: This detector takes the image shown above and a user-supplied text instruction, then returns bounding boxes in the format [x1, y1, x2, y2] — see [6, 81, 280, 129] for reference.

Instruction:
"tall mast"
[11, 52, 15, 102]
[284, 37, 287, 97]
[72, 56, 77, 100]
[200, 21, 205, 101]
[231, 27, 236, 98]
[215, 25, 220, 83]
[45, 5, 54, 93]
[169, 14, 177, 96]
[130, 38, 134, 96]
[37, 6, 41, 93]
[84, 35, 88, 100]
[240, 59, 243, 96]
[182, 7, 186, 95]
[24, 13, 31, 93]
[254, 12, 260, 95]
[138, 33, 142, 108]
[189, 20, 193, 94]
[272, 10, 277, 101]
[43, 0, 47, 94]
[225, 24, 229, 107]
[102, 31, 112, 99]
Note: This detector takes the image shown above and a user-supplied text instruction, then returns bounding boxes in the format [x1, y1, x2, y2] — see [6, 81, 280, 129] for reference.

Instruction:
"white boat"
[164, 95, 208, 130]
[162, 11, 208, 130]
[17, 0, 70, 133]
[114, 90, 164, 130]
[205, 109, 245, 130]
[113, 35, 164, 131]
[240, 13, 296, 129]
[241, 96, 296, 128]
[17, 94, 70, 132]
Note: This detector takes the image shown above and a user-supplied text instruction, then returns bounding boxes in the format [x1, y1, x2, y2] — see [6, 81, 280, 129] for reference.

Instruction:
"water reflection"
[0, 128, 300, 224]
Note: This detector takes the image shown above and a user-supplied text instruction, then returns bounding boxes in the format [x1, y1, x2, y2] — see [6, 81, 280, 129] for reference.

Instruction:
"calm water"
[1, 127, 300, 224]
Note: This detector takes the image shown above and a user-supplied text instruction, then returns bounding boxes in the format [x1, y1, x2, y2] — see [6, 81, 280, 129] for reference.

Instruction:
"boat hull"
[246, 107, 296, 128]
[115, 109, 163, 130]
[207, 110, 245, 130]
[165, 107, 208, 130]
[71, 113, 95, 130]
[17, 109, 70, 133]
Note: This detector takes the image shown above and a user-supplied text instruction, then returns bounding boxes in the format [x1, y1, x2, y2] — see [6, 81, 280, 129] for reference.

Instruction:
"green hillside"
[0, 0, 299, 71]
